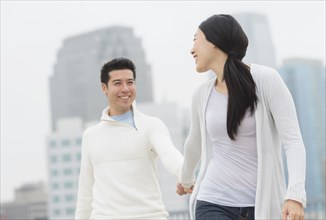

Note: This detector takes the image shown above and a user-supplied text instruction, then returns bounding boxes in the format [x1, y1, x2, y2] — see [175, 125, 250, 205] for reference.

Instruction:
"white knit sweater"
[75, 106, 184, 220]
[181, 64, 306, 219]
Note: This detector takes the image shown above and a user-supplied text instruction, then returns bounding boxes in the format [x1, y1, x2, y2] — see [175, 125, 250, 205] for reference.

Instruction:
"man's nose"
[121, 83, 130, 92]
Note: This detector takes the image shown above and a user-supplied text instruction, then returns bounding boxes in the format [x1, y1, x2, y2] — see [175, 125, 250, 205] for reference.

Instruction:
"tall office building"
[49, 26, 153, 131]
[0, 182, 48, 220]
[280, 58, 325, 215]
[234, 13, 277, 68]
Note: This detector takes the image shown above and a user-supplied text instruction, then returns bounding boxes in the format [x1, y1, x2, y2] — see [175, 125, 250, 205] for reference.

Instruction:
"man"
[75, 58, 183, 220]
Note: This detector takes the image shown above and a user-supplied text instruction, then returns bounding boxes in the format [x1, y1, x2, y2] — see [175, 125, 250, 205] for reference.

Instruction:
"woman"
[177, 14, 306, 220]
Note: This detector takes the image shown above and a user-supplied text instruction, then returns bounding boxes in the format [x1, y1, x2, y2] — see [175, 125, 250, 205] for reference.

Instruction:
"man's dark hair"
[100, 57, 136, 85]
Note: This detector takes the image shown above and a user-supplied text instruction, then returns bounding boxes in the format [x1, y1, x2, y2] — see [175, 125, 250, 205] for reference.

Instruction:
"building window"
[53, 209, 61, 216]
[52, 183, 59, 189]
[64, 181, 73, 188]
[65, 194, 74, 202]
[76, 138, 82, 146]
[51, 155, 57, 163]
[63, 168, 72, 175]
[51, 169, 59, 176]
[62, 154, 71, 162]
[52, 196, 60, 203]
[50, 140, 56, 148]
[62, 139, 71, 147]
[66, 207, 75, 215]
[77, 153, 81, 161]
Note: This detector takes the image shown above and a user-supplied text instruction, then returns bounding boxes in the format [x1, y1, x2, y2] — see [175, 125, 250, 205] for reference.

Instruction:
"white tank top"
[197, 87, 257, 207]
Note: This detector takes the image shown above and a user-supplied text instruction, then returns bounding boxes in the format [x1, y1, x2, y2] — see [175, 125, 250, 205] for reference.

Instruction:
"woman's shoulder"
[250, 63, 281, 85]
[251, 63, 279, 78]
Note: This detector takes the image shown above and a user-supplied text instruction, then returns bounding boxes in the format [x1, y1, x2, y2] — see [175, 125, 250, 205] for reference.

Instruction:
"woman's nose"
[190, 49, 194, 55]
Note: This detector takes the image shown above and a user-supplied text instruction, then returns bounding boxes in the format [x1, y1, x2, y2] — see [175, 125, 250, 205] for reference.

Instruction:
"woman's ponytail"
[224, 55, 258, 140]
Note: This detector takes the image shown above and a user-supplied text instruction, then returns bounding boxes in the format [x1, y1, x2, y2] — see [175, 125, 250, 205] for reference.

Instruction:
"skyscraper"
[234, 13, 277, 68]
[280, 58, 325, 215]
[49, 26, 153, 131]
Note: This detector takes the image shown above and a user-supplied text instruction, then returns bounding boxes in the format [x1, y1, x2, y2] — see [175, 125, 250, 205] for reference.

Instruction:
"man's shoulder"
[134, 109, 161, 123]
[82, 121, 105, 136]
[134, 109, 166, 130]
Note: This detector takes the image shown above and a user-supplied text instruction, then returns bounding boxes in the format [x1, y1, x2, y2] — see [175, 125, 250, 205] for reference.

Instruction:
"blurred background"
[1, 1, 325, 219]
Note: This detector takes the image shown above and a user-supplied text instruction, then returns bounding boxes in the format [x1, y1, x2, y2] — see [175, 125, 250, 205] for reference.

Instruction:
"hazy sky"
[1, 1, 325, 202]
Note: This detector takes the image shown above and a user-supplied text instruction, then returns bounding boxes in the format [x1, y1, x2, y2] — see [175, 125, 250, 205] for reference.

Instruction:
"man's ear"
[101, 83, 108, 95]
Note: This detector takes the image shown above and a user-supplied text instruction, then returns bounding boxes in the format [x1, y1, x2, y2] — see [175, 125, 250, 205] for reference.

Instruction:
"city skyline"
[1, 1, 325, 203]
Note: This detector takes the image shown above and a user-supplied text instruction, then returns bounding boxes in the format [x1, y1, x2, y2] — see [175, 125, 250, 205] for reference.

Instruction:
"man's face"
[102, 69, 136, 116]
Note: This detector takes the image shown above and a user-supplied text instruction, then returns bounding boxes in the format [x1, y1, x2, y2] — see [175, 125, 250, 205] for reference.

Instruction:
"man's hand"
[176, 183, 193, 195]
[282, 199, 304, 220]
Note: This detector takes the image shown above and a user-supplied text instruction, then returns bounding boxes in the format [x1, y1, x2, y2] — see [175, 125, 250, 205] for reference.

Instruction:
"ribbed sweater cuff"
[284, 189, 307, 207]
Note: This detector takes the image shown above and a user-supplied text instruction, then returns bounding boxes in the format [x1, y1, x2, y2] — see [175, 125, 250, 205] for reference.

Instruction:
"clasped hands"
[176, 183, 194, 195]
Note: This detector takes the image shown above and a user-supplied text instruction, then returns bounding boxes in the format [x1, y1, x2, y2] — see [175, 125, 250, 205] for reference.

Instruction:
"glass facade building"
[280, 58, 325, 215]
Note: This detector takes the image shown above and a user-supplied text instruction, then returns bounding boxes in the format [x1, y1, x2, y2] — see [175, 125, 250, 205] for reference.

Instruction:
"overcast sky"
[1, 1, 325, 202]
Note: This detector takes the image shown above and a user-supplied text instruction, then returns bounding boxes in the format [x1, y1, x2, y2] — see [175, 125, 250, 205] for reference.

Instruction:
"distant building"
[46, 118, 85, 219]
[234, 13, 277, 68]
[0, 182, 48, 220]
[49, 26, 153, 131]
[279, 58, 325, 216]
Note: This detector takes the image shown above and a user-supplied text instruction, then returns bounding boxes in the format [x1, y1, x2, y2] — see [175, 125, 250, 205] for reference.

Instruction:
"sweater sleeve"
[181, 89, 203, 188]
[75, 130, 94, 219]
[148, 118, 184, 181]
[263, 69, 307, 207]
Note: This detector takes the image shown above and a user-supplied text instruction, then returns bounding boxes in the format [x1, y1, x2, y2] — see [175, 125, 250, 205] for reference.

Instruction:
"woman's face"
[190, 28, 217, 73]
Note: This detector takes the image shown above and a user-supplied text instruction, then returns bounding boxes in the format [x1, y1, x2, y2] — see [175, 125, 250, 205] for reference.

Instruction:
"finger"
[293, 212, 303, 220]
[282, 210, 288, 220]
[288, 212, 297, 220]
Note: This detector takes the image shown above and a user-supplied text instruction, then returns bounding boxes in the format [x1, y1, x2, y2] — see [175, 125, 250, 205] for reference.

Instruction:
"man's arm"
[148, 118, 184, 180]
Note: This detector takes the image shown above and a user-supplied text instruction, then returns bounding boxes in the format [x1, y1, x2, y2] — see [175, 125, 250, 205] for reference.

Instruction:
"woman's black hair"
[199, 14, 258, 140]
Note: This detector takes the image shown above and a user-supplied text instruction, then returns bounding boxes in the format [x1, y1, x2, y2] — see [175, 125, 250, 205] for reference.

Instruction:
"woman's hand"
[282, 199, 304, 220]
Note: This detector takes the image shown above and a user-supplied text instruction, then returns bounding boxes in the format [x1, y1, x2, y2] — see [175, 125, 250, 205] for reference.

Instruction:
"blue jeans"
[195, 200, 255, 220]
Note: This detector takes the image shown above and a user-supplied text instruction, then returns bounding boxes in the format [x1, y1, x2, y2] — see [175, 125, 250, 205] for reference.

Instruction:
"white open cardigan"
[181, 64, 306, 219]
